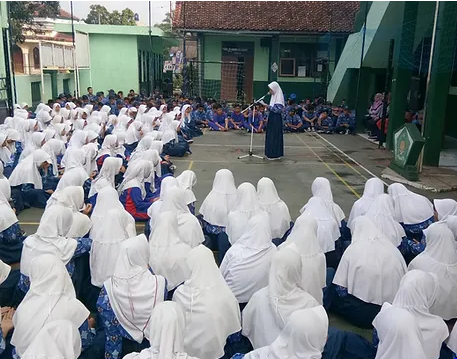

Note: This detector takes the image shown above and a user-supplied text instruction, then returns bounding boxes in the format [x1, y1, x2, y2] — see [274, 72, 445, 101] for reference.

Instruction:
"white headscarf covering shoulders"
[104, 234, 166, 343]
[176, 170, 197, 205]
[268, 81, 285, 107]
[301, 197, 340, 253]
[12, 254, 89, 357]
[227, 182, 267, 245]
[9, 149, 51, 189]
[373, 303, 427, 359]
[159, 113, 178, 145]
[54, 149, 89, 192]
[391, 270, 449, 358]
[199, 169, 237, 227]
[256, 177, 291, 239]
[147, 176, 179, 230]
[42, 138, 66, 176]
[97, 134, 118, 159]
[172, 245, 241, 359]
[89, 157, 122, 198]
[81, 142, 98, 176]
[447, 215, 457, 239]
[242, 248, 319, 349]
[280, 214, 326, 304]
[434, 198, 457, 221]
[366, 194, 405, 247]
[0, 179, 18, 232]
[244, 306, 328, 359]
[408, 222, 457, 320]
[220, 214, 277, 304]
[21, 319, 82, 359]
[149, 211, 191, 291]
[19, 131, 46, 162]
[347, 177, 384, 229]
[333, 216, 407, 305]
[388, 183, 434, 224]
[117, 159, 151, 198]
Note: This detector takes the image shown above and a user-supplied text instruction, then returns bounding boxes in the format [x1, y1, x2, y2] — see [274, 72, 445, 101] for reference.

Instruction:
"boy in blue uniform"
[336, 107, 356, 134]
[227, 104, 244, 130]
[208, 104, 228, 131]
[303, 104, 318, 131]
[191, 103, 210, 127]
[284, 108, 305, 132]
[315, 111, 334, 133]
[243, 105, 264, 133]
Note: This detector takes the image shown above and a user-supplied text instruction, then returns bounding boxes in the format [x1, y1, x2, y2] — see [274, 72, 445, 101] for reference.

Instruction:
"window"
[12, 45, 24, 73]
[63, 79, 70, 94]
[31, 82, 41, 106]
[279, 43, 318, 77]
[33, 47, 40, 69]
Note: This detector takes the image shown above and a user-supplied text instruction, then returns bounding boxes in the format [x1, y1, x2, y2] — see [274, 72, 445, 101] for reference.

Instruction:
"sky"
[60, 1, 173, 25]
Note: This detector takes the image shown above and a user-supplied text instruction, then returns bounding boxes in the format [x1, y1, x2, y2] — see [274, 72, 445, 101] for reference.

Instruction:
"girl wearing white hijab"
[279, 214, 326, 304]
[347, 177, 384, 229]
[61, 129, 87, 168]
[331, 216, 407, 329]
[88, 156, 123, 204]
[378, 270, 449, 359]
[149, 211, 191, 291]
[125, 120, 143, 149]
[388, 183, 434, 241]
[434, 198, 457, 221]
[81, 141, 99, 177]
[123, 302, 199, 359]
[242, 248, 319, 349]
[42, 138, 66, 176]
[54, 148, 89, 192]
[221, 214, 277, 306]
[9, 149, 53, 208]
[256, 177, 291, 243]
[98, 234, 166, 358]
[159, 113, 190, 157]
[227, 182, 267, 245]
[12, 254, 92, 357]
[408, 222, 457, 320]
[242, 306, 329, 359]
[176, 169, 197, 213]
[265, 81, 284, 160]
[22, 320, 82, 359]
[19, 131, 46, 162]
[447, 215, 457, 239]
[172, 245, 241, 359]
[373, 303, 427, 359]
[180, 104, 202, 139]
[129, 136, 156, 162]
[96, 134, 118, 166]
[147, 176, 178, 232]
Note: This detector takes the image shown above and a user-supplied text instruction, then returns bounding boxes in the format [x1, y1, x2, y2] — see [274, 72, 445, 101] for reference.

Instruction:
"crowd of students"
[0, 91, 455, 358]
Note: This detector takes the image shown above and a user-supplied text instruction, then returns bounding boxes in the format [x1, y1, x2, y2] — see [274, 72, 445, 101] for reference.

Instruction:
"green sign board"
[390, 123, 425, 181]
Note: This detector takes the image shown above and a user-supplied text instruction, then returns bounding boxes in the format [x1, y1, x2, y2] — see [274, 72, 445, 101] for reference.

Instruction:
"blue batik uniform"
[284, 114, 304, 132]
[209, 112, 227, 131]
[336, 114, 356, 134]
[316, 114, 335, 133]
[302, 110, 317, 129]
[245, 112, 264, 132]
[181, 115, 203, 139]
[229, 112, 245, 128]
[192, 110, 210, 125]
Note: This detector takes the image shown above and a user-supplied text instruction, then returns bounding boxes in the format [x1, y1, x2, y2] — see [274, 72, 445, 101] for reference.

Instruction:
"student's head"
[288, 109, 296, 116]
[214, 104, 223, 115]
[343, 107, 351, 115]
[129, 89, 135, 96]
[197, 103, 205, 112]
[87, 87, 93, 95]
[81, 95, 89, 104]
[305, 98, 311, 105]
[118, 91, 124, 98]
[307, 104, 315, 112]
[167, 104, 174, 113]
[233, 104, 241, 114]
[185, 106, 192, 115]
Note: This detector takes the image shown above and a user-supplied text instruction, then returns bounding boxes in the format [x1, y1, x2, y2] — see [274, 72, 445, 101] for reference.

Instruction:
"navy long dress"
[265, 104, 284, 159]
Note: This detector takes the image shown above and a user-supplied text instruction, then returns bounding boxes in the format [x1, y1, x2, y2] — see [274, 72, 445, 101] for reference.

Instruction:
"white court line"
[192, 143, 326, 149]
[171, 159, 350, 166]
[313, 132, 389, 186]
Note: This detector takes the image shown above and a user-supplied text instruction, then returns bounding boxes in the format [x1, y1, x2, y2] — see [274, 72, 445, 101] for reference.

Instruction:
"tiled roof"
[58, 9, 79, 20]
[174, 1, 359, 33]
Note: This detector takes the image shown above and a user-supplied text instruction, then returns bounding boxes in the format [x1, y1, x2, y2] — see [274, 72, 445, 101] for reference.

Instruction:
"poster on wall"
[222, 42, 254, 57]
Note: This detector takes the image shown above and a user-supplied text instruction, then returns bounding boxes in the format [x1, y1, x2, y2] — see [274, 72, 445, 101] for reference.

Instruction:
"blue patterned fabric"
[397, 235, 426, 256]
[335, 285, 349, 298]
[0, 328, 5, 355]
[402, 216, 434, 236]
[269, 104, 284, 114]
[0, 222, 25, 264]
[200, 218, 225, 235]
[0, 223, 25, 246]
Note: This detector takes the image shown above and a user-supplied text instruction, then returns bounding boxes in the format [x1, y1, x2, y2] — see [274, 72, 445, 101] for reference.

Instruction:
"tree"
[9, 1, 60, 43]
[85, 4, 110, 24]
[108, 10, 122, 25]
[120, 8, 136, 26]
[154, 11, 173, 34]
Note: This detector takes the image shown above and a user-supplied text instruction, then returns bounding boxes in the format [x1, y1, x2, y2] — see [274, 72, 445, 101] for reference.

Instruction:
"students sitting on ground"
[227, 104, 245, 130]
[335, 107, 356, 134]
[283, 108, 304, 132]
[303, 104, 318, 131]
[208, 104, 228, 131]
[316, 111, 334, 134]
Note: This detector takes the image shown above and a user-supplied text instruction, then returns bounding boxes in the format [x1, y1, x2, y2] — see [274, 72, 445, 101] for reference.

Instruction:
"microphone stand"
[238, 94, 268, 160]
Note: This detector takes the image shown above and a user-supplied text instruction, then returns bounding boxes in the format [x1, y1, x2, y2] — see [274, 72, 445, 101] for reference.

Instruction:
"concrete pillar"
[423, 2, 457, 166]
[49, 70, 58, 99]
[19, 44, 30, 75]
[386, 2, 418, 149]
[269, 36, 279, 83]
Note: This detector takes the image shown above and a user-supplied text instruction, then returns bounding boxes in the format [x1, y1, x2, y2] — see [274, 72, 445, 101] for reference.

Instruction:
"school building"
[327, 1, 457, 167]
[173, 1, 362, 102]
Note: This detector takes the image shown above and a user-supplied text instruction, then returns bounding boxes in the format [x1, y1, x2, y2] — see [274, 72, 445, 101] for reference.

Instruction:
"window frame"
[279, 57, 296, 77]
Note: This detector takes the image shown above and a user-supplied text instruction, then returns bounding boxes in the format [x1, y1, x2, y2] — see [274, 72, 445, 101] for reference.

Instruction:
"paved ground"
[16, 128, 457, 338]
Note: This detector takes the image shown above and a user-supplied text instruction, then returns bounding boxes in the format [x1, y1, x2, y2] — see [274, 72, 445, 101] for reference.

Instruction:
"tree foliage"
[84, 5, 136, 25]
[154, 11, 173, 34]
[9, 1, 60, 43]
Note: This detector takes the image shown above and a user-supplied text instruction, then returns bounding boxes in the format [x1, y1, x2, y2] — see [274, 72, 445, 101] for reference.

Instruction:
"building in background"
[173, 1, 360, 102]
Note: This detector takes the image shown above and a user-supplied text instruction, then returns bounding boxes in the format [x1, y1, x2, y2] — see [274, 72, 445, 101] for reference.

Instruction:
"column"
[386, 2, 418, 149]
[19, 44, 30, 75]
[423, 2, 457, 166]
[354, 66, 371, 132]
[269, 36, 279, 83]
[50, 70, 58, 99]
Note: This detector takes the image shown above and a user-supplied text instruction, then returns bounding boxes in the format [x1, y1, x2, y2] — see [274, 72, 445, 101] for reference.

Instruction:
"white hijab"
[227, 182, 267, 245]
[81, 142, 98, 176]
[21, 320, 82, 359]
[130, 136, 156, 162]
[199, 169, 237, 227]
[61, 130, 87, 167]
[391, 270, 449, 359]
[366, 194, 405, 247]
[301, 197, 340, 253]
[90, 207, 136, 287]
[126, 121, 143, 145]
[123, 302, 199, 359]
[245, 306, 328, 359]
[159, 113, 178, 145]
[408, 222, 457, 320]
[434, 198, 457, 221]
[242, 248, 320, 349]
[160, 187, 204, 248]
[149, 211, 191, 291]
[12, 254, 89, 357]
[9, 149, 51, 189]
[373, 303, 427, 359]
[97, 134, 118, 159]
[147, 176, 179, 230]
[19, 131, 45, 162]
[20, 205, 77, 277]
[42, 138, 66, 176]
[0, 179, 18, 232]
[117, 159, 151, 198]
[280, 214, 326, 304]
[256, 177, 291, 239]
[388, 183, 434, 224]
[54, 149, 89, 193]
[104, 234, 166, 343]
[333, 216, 407, 305]
[176, 170, 197, 205]
[347, 177, 384, 229]
[172, 245, 241, 359]
[447, 215, 457, 239]
[89, 157, 122, 198]
[268, 81, 285, 107]
[221, 214, 277, 304]
[301, 177, 345, 223]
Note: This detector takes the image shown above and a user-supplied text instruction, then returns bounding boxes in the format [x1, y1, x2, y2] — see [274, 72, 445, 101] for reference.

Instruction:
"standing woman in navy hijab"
[265, 82, 285, 160]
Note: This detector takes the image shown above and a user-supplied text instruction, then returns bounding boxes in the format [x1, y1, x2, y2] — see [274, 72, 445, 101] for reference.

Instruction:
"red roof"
[174, 1, 359, 33]
[33, 7, 79, 21]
